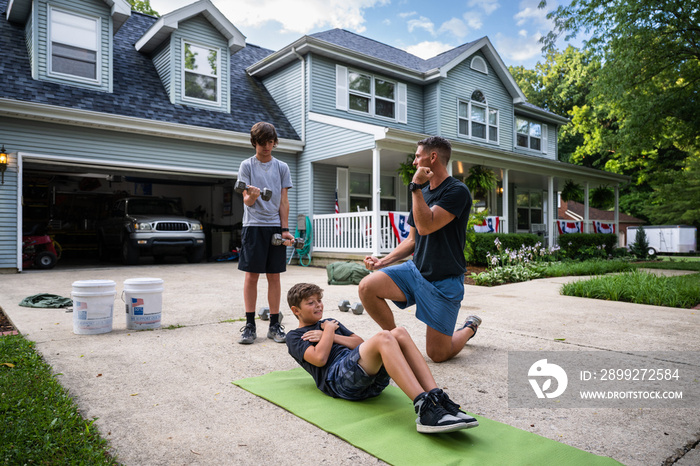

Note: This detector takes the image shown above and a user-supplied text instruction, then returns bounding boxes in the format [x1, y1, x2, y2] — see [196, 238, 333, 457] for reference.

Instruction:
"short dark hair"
[287, 283, 323, 310]
[250, 122, 279, 148]
[417, 136, 452, 165]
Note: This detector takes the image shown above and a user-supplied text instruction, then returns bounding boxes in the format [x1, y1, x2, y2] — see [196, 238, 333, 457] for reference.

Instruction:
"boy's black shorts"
[238, 226, 287, 274]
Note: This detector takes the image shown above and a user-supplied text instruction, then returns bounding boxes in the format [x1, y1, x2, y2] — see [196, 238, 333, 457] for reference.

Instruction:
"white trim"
[309, 112, 388, 139]
[0, 98, 304, 152]
[335, 64, 348, 111]
[135, 0, 245, 54]
[397, 82, 407, 124]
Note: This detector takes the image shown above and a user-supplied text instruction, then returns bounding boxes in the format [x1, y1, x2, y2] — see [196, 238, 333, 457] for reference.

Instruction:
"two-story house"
[0, 0, 627, 272]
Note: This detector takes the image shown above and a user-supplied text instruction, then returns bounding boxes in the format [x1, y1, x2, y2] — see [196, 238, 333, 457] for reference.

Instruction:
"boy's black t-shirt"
[408, 176, 472, 282]
[286, 319, 355, 397]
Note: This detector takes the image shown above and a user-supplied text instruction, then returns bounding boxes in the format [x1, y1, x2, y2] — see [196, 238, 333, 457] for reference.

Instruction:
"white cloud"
[514, 0, 551, 27]
[404, 41, 454, 59]
[463, 11, 483, 30]
[147, 0, 391, 35]
[467, 0, 500, 15]
[399, 11, 417, 19]
[407, 16, 435, 35]
[494, 30, 544, 64]
[438, 18, 467, 38]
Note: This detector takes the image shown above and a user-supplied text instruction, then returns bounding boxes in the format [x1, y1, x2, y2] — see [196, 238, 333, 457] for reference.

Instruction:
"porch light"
[0, 146, 7, 184]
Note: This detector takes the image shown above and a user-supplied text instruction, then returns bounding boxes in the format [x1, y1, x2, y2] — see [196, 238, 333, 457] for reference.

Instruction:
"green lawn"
[0, 335, 117, 465]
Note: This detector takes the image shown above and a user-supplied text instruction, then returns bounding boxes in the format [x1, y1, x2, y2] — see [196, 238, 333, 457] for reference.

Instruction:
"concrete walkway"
[1, 262, 698, 465]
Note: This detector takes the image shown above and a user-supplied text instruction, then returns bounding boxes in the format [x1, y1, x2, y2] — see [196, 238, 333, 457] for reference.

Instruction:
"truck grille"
[155, 222, 189, 232]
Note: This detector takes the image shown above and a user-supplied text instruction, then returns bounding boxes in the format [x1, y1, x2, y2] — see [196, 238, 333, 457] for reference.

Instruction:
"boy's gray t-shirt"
[238, 155, 293, 227]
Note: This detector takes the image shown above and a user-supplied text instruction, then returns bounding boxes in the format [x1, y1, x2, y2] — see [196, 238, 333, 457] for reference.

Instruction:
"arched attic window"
[471, 56, 488, 74]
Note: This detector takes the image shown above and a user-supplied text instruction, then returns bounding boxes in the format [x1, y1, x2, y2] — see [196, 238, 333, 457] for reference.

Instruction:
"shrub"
[629, 227, 650, 260]
[556, 233, 618, 260]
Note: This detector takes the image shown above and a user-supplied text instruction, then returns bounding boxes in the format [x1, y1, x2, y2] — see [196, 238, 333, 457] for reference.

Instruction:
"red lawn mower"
[22, 226, 62, 269]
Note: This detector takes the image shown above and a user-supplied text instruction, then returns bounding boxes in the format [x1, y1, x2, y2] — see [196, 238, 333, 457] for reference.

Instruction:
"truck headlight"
[134, 222, 152, 231]
[190, 223, 203, 231]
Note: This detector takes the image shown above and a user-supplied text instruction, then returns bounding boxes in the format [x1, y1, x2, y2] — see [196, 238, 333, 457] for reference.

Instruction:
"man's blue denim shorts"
[326, 345, 390, 401]
[381, 260, 464, 336]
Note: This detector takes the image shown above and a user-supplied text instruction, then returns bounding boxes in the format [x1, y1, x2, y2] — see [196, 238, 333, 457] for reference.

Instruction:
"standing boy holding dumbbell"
[237, 122, 294, 345]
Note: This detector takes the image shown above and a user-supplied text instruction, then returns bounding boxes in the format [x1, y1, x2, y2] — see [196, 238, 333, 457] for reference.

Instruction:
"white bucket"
[72, 280, 116, 335]
[123, 278, 164, 330]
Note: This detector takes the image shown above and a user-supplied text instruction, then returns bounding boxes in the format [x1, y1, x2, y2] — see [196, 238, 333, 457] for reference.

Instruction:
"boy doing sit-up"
[285, 283, 479, 434]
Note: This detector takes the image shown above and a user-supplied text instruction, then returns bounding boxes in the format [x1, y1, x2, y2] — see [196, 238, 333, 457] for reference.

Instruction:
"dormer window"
[182, 41, 220, 104]
[49, 8, 99, 82]
[458, 90, 498, 143]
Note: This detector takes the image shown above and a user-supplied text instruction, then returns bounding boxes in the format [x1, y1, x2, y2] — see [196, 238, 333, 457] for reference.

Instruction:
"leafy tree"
[127, 0, 158, 16]
[644, 152, 700, 228]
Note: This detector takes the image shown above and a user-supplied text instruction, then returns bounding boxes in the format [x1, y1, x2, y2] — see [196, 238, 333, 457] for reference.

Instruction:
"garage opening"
[22, 159, 243, 268]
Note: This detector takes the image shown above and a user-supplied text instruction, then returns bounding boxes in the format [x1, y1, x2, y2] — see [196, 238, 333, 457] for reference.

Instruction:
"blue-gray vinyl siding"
[439, 52, 513, 152]
[312, 163, 337, 214]
[309, 54, 424, 133]
[152, 42, 173, 103]
[171, 15, 231, 113]
[262, 60, 303, 137]
[0, 158, 18, 269]
[424, 82, 439, 136]
[35, 0, 112, 92]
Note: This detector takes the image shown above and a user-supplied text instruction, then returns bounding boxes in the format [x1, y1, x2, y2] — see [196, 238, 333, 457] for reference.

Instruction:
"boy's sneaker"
[238, 323, 256, 345]
[430, 388, 479, 427]
[460, 315, 482, 342]
[267, 323, 286, 343]
[413, 391, 470, 434]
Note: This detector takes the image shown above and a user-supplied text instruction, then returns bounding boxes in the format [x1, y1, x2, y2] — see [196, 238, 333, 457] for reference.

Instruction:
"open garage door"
[21, 156, 243, 268]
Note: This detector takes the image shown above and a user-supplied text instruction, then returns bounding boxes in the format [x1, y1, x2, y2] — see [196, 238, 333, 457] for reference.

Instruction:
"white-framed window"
[182, 40, 220, 104]
[515, 117, 547, 152]
[348, 172, 398, 211]
[458, 90, 498, 143]
[470, 56, 488, 74]
[336, 65, 407, 123]
[49, 7, 100, 82]
[348, 70, 396, 119]
[516, 191, 543, 231]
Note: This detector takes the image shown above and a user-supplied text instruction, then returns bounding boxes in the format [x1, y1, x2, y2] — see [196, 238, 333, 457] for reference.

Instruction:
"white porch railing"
[313, 211, 401, 254]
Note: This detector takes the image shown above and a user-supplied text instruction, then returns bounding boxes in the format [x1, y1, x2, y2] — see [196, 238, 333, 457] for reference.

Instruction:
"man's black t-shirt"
[408, 176, 472, 282]
[286, 319, 355, 397]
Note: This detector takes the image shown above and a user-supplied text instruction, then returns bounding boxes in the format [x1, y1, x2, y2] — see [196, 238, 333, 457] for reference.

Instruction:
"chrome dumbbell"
[338, 300, 351, 312]
[350, 302, 364, 315]
[257, 307, 283, 322]
[234, 179, 272, 201]
[271, 234, 304, 249]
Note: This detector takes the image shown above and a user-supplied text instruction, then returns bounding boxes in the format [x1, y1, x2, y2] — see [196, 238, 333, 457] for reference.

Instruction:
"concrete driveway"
[1, 262, 698, 465]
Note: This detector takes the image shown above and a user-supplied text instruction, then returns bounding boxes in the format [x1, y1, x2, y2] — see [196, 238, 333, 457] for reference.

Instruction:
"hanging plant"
[396, 155, 416, 186]
[561, 179, 584, 203]
[591, 186, 614, 209]
[465, 165, 497, 201]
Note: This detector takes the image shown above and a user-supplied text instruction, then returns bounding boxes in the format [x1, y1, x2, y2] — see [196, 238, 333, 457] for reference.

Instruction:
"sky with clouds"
[147, 0, 575, 69]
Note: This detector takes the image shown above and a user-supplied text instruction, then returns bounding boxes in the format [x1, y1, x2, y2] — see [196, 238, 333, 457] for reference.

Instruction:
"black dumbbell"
[234, 180, 272, 201]
[271, 234, 304, 249]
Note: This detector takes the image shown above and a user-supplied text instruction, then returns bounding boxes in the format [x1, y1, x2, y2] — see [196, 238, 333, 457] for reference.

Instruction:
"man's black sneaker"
[413, 391, 470, 433]
[267, 322, 286, 343]
[430, 388, 479, 427]
[238, 323, 256, 345]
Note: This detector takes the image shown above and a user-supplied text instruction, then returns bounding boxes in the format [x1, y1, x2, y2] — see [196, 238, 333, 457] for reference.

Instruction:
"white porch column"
[502, 169, 509, 233]
[584, 182, 590, 233]
[372, 146, 381, 256]
[548, 176, 555, 248]
[614, 184, 620, 246]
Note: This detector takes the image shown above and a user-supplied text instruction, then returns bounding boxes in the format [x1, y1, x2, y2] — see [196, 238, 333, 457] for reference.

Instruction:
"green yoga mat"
[233, 368, 622, 466]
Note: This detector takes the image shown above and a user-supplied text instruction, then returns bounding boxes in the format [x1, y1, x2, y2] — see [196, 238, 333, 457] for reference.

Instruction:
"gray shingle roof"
[0, 2, 299, 140]
[310, 28, 479, 73]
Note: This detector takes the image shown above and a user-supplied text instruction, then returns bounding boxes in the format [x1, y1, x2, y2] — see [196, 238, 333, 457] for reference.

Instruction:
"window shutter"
[397, 82, 407, 124]
[542, 124, 548, 154]
[336, 65, 348, 111]
[337, 167, 349, 212]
